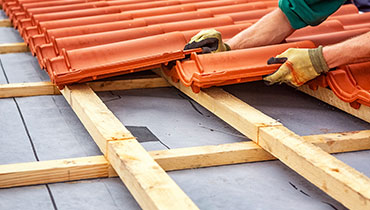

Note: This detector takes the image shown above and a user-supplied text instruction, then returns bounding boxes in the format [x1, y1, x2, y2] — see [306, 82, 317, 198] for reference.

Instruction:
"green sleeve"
[279, 0, 346, 29]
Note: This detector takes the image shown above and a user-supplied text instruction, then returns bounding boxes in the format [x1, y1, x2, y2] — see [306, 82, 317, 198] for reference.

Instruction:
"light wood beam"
[1, 130, 369, 188]
[60, 84, 133, 153]
[0, 19, 11, 27]
[0, 78, 170, 98]
[0, 156, 110, 188]
[88, 77, 170, 92]
[298, 85, 370, 123]
[60, 84, 198, 210]
[0, 43, 28, 54]
[0, 81, 58, 98]
[107, 139, 198, 210]
[159, 71, 370, 210]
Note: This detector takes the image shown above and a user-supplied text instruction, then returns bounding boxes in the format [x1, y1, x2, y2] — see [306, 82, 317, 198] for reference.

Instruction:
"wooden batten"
[1, 130, 369, 188]
[0, 43, 28, 54]
[0, 19, 11, 27]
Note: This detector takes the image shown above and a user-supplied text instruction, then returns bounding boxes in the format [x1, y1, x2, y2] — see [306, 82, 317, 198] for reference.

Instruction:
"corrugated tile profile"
[167, 41, 316, 93]
[45, 32, 201, 88]
[1, 0, 370, 107]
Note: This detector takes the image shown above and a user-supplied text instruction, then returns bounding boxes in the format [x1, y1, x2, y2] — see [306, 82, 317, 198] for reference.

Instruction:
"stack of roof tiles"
[1, 0, 370, 108]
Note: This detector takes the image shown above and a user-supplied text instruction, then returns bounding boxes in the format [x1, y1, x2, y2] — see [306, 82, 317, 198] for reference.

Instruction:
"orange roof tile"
[167, 41, 315, 93]
[326, 62, 370, 109]
[45, 32, 201, 88]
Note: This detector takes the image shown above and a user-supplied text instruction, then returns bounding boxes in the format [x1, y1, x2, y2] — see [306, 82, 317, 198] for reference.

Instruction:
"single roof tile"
[168, 41, 316, 93]
[45, 32, 201, 88]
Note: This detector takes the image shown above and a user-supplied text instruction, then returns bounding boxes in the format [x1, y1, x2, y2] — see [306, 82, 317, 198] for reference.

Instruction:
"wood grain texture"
[0, 43, 28, 54]
[88, 77, 170, 92]
[0, 156, 109, 188]
[0, 19, 11, 27]
[0, 81, 59, 98]
[108, 140, 199, 210]
[1, 130, 369, 188]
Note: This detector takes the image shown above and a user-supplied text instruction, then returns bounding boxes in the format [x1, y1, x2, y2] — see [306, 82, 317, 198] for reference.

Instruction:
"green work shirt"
[279, 0, 346, 29]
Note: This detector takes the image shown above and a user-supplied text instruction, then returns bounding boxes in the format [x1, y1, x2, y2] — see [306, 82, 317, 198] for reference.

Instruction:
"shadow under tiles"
[224, 81, 370, 136]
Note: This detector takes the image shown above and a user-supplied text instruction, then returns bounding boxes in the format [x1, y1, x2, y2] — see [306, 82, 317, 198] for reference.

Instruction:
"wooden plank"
[88, 77, 170, 92]
[0, 156, 109, 188]
[108, 140, 198, 210]
[60, 84, 198, 210]
[159, 71, 370, 210]
[60, 84, 134, 154]
[1, 130, 369, 188]
[298, 85, 370, 123]
[154, 130, 370, 171]
[0, 19, 11, 27]
[0, 81, 59, 98]
[0, 78, 170, 98]
[0, 43, 28, 54]
[303, 130, 370, 153]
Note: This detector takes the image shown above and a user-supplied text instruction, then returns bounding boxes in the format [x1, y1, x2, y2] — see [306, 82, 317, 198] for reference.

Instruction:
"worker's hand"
[264, 46, 329, 87]
[184, 29, 230, 53]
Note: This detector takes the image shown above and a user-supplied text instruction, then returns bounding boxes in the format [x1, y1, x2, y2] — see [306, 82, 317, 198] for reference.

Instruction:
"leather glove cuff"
[224, 43, 231, 51]
[308, 45, 330, 74]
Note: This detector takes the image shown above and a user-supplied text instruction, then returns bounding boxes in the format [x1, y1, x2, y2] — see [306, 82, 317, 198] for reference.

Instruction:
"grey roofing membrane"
[0, 10, 6, 19]
[0, 16, 369, 210]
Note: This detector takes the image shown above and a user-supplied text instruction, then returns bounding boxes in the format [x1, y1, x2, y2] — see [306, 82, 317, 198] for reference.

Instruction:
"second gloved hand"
[184, 29, 230, 53]
[264, 46, 329, 87]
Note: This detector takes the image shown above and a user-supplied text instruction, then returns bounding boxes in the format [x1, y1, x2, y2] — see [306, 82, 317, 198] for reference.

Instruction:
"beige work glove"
[264, 46, 329, 87]
[184, 29, 231, 53]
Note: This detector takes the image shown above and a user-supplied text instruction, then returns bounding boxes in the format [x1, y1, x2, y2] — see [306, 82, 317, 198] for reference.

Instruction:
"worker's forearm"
[226, 8, 295, 50]
[323, 32, 370, 68]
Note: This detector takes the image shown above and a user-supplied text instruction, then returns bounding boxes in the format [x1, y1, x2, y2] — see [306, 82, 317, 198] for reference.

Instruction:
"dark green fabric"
[279, 0, 346, 29]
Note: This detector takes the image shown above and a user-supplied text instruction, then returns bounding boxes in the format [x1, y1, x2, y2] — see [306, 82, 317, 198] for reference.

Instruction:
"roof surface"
[1, 1, 370, 210]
